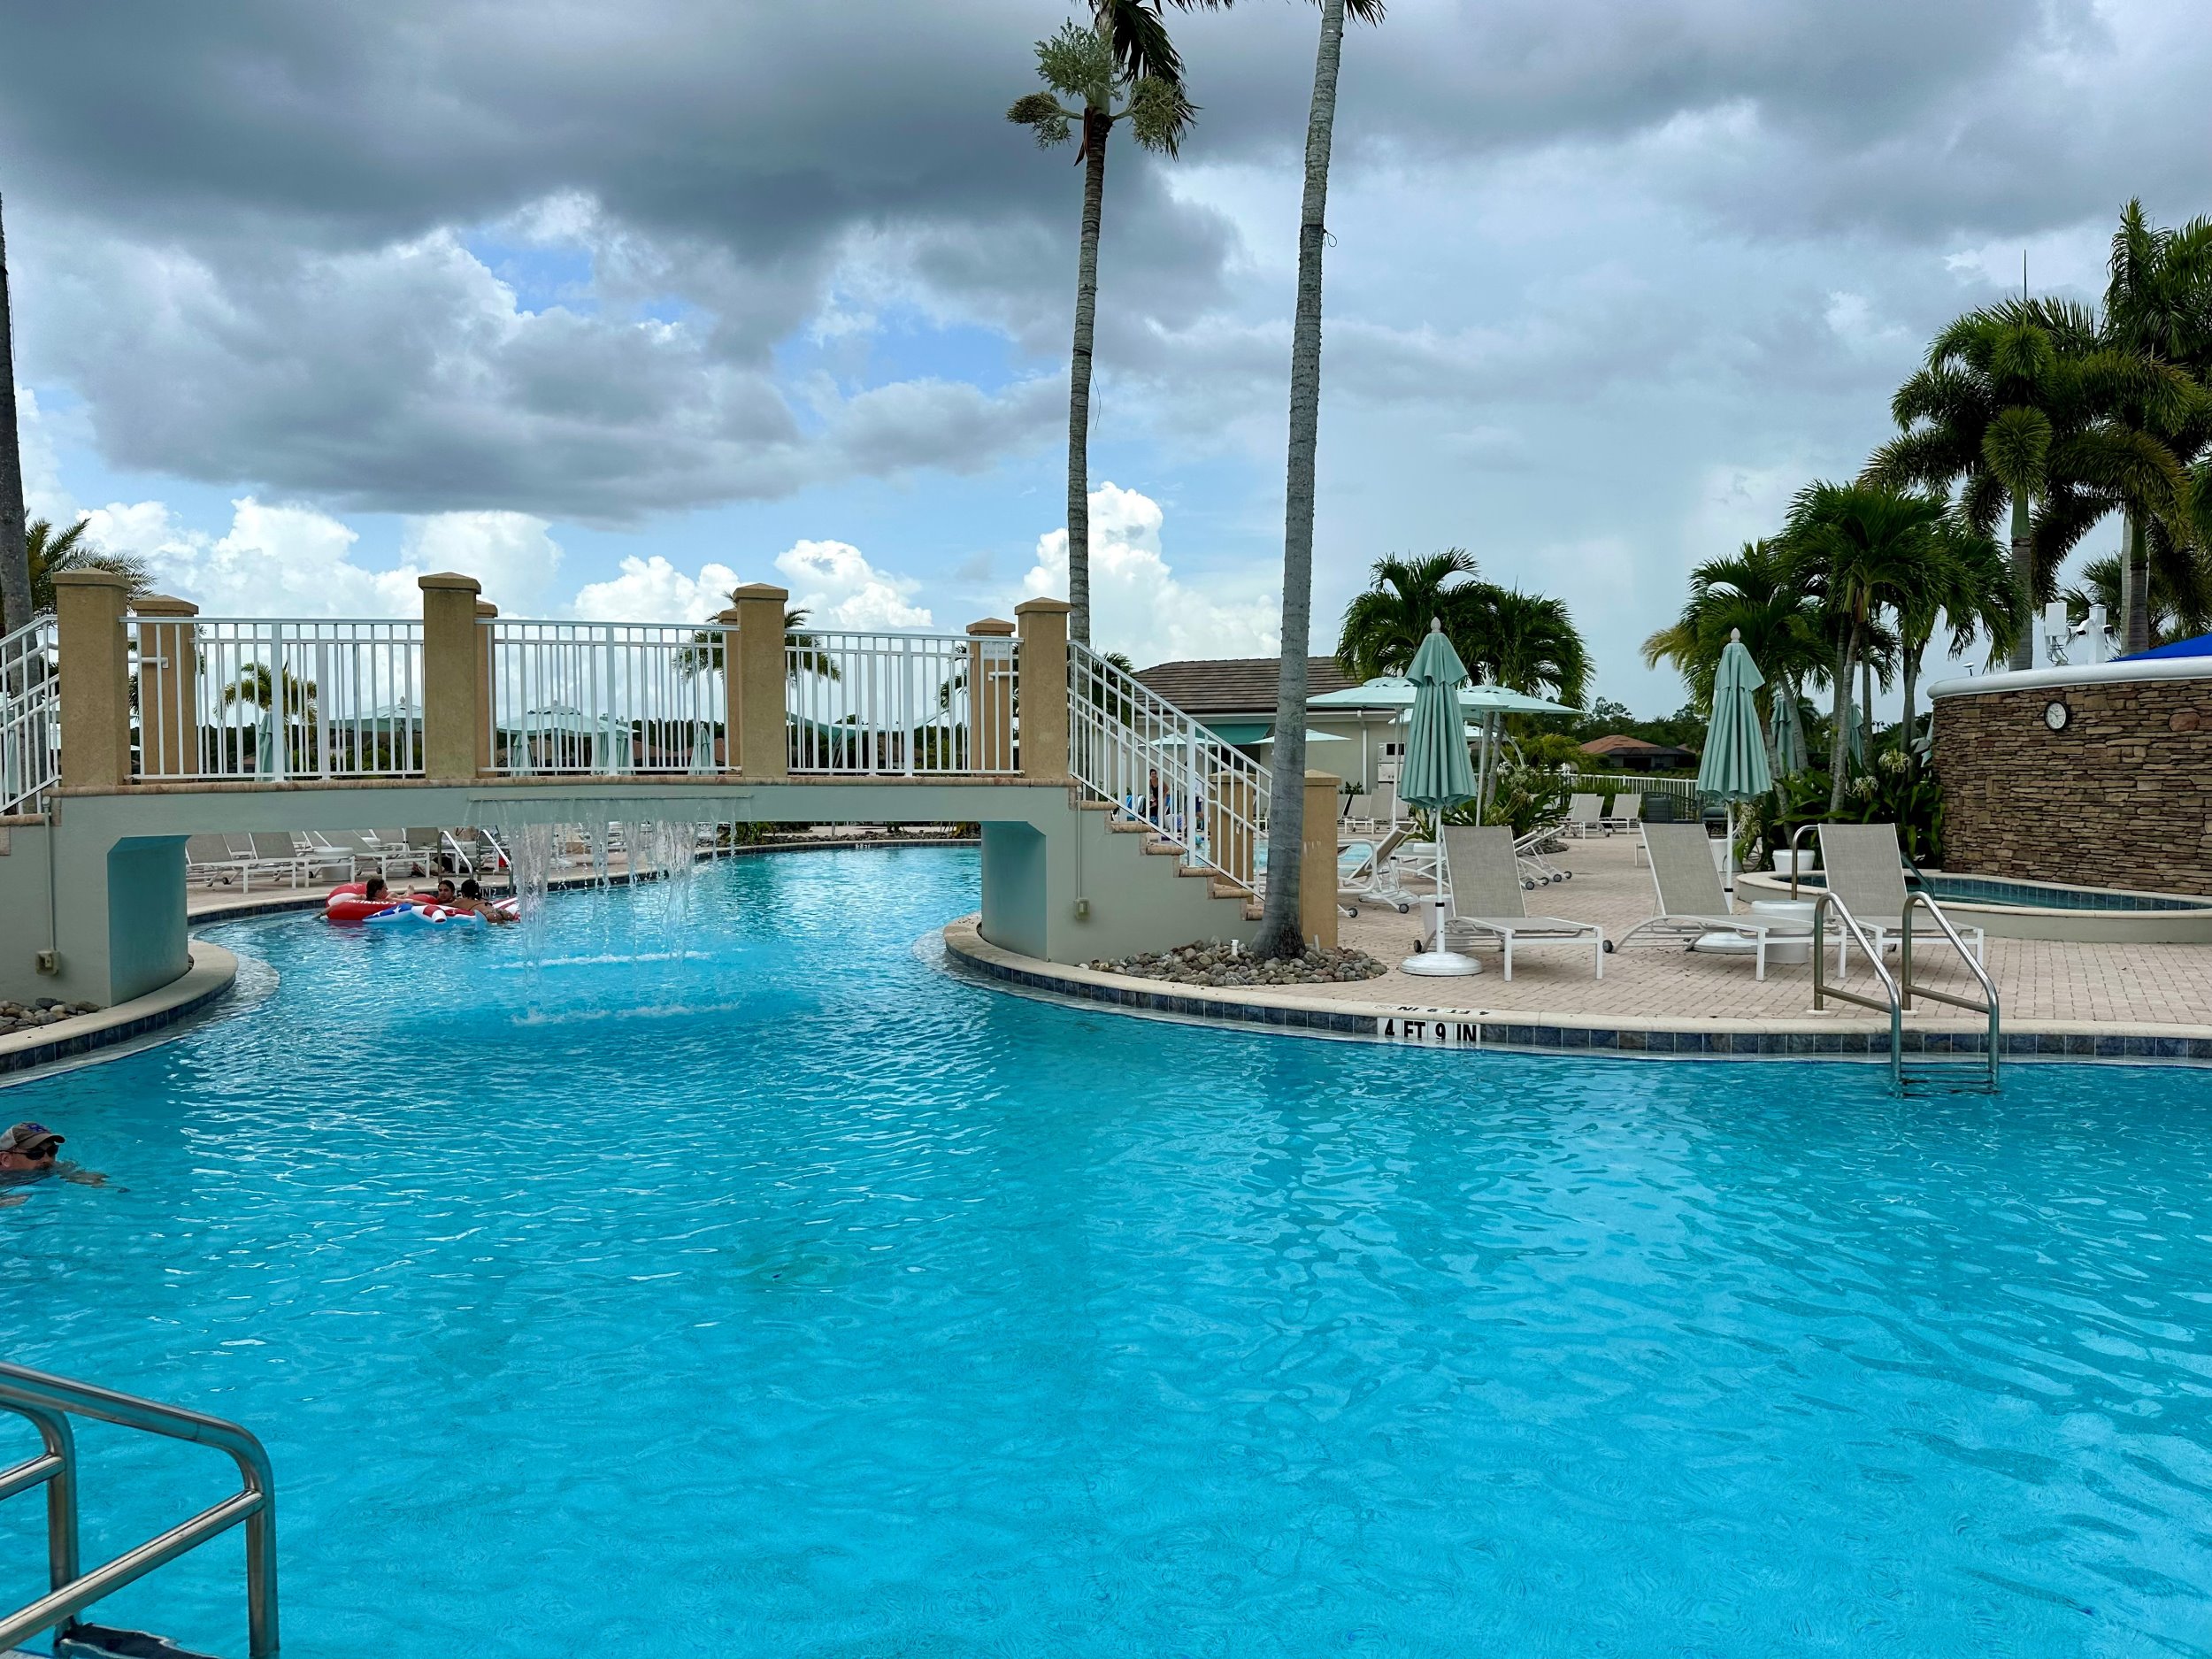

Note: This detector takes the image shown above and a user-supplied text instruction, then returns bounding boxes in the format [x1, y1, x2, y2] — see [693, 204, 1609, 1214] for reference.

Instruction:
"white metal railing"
[1, 615, 59, 814]
[129, 615, 426, 782]
[486, 618, 723, 776]
[787, 629, 1018, 776]
[1067, 641, 1268, 890]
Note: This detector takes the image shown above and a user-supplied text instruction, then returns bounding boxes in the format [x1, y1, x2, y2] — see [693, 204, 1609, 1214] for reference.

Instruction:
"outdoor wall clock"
[2043, 699, 2070, 731]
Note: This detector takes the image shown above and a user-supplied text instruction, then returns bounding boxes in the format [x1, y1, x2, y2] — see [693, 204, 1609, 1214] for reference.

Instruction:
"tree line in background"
[1643, 200, 2212, 838]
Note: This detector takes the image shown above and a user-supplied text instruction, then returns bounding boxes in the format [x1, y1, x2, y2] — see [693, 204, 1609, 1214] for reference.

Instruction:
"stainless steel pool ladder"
[0, 1361, 278, 1658]
[1809, 885, 2002, 1094]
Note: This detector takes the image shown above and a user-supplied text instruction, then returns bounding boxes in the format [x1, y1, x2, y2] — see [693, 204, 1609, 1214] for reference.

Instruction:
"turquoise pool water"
[5, 847, 2211, 1656]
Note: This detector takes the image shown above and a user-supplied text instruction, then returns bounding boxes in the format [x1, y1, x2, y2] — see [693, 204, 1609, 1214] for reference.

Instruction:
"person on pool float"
[452, 878, 518, 924]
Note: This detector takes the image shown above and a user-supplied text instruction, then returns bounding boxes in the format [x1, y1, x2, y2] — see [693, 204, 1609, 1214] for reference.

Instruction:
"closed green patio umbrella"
[1401, 621, 1484, 979]
[1697, 628, 1774, 889]
[1402, 620, 1479, 813]
[1770, 683, 1808, 778]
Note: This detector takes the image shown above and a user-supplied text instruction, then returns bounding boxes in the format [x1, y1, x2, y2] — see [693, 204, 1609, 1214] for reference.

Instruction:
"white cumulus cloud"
[1023, 482, 1279, 667]
[571, 555, 742, 623]
[774, 539, 933, 630]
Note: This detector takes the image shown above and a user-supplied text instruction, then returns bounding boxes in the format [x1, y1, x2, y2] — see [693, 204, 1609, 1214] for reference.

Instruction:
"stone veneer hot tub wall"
[1929, 658, 2212, 895]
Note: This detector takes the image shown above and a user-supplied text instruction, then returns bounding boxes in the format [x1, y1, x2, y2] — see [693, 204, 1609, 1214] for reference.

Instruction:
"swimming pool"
[6, 847, 2210, 1655]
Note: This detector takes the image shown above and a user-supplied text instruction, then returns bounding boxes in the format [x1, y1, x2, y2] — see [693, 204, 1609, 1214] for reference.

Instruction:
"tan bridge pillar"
[473, 598, 499, 776]
[1301, 769, 1341, 952]
[419, 572, 482, 784]
[1212, 770, 1256, 892]
[728, 582, 789, 781]
[966, 618, 1016, 773]
[131, 595, 200, 777]
[53, 570, 133, 790]
[1014, 597, 1071, 783]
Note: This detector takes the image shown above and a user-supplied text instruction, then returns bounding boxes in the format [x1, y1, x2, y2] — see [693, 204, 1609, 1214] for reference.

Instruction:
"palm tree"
[1474, 588, 1590, 707]
[1333, 549, 1484, 680]
[1642, 539, 1829, 779]
[1872, 296, 2195, 669]
[0, 196, 31, 637]
[1891, 516, 2016, 742]
[1778, 481, 1949, 812]
[675, 603, 838, 682]
[27, 518, 153, 612]
[2065, 548, 2212, 647]
[1253, 0, 1386, 962]
[2101, 201, 2212, 652]
[1009, 1, 1221, 649]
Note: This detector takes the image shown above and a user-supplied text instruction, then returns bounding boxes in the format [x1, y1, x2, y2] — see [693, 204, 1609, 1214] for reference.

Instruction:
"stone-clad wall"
[1932, 675, 2212, 895]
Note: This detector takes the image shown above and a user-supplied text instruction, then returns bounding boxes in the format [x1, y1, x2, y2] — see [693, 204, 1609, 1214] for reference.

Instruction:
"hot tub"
[1735, 867, 2212, 944]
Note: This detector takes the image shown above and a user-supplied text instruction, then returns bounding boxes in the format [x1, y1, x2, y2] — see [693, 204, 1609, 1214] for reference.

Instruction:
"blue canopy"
[2119, 631, 2212, 661]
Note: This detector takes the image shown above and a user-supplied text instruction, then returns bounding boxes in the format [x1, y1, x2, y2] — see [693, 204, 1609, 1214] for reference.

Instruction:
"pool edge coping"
[941, 917, 2212, 1064]
[0, 942, 241, 1078]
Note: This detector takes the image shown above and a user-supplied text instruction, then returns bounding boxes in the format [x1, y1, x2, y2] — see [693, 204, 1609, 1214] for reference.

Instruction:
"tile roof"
[1580, 734, 1695, 757]
[1133, 657, 1357, 715]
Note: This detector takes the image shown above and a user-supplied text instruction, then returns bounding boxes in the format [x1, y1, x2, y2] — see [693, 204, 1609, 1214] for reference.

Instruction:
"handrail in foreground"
[1809, 889, 1904, 1094]
[0, 1361, 278, 1657]
[1899, 891, 2003, 1089]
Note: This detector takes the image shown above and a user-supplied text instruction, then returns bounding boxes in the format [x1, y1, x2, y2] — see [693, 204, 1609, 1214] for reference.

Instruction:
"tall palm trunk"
[2122, 511, 2151, 655]
[1826, 628, 1855, 815]
[0, 196, 32, 637]
[1859, 653, 1874, 757]
[1252, 0, 1348, 960]
[1900, 636, 1923, 755]
[1063, 108, 1110, 650]
[2005, 491, 2033, 671]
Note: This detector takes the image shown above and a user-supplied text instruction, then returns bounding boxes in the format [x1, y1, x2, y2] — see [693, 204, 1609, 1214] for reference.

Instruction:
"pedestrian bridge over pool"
[0, 572, 1343, 1009]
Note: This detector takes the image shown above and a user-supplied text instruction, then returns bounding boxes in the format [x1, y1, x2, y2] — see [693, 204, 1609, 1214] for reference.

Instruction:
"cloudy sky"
[5, 0, 2204, 709]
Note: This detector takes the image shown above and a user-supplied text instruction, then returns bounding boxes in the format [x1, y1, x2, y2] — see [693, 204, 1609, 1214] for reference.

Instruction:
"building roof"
[1580, 734, 1695, 757]
[1133, 657, 1357, 715]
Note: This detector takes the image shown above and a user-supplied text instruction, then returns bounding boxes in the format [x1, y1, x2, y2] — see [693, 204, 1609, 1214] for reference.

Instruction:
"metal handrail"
[0, 1361, 278, 1657]
[1810, 888, 1904, 1093]
[1786, 821, 1819, 899]
[1899, 891, 2003, 1088]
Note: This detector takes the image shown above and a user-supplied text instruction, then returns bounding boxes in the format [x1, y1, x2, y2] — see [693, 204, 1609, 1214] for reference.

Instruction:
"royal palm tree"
[1778, 481, 1949, 812]
[27, 518, 153, 613]
[2101, 201, 2212, 652]
[1253, 0, 1386, 962]
[1009, 0, 1222, 649]
[0, 197, 31, 637]
[1333, 549, 1485, 680]
[1475, 587, 1590, 707]
[1641, 540, 1828, 778]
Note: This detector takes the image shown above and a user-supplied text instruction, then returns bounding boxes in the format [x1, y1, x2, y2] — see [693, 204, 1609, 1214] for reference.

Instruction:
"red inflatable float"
[324, 881, 518, 927]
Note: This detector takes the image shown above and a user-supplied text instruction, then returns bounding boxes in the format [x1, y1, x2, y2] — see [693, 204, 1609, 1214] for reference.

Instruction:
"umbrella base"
[1401, 950, 1484, 977]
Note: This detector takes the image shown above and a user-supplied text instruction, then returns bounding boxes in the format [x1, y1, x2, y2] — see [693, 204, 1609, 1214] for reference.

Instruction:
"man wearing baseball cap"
[0, 1123, 64, 1171]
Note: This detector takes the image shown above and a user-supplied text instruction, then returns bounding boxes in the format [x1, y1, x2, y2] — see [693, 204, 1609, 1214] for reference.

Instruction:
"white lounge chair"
[1816, 824, 1985, 979]
[1565, 792, 1607, 838]
[1614, 823, 1812, 980]
[1601, 792, 1642, 833]
[1435, 826, 1604, 980]
[1337, 822, 1419, 914]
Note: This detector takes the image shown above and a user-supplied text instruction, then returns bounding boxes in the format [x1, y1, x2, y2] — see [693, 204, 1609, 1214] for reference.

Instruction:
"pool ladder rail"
[0, 1362, 277, 1659]
[1788, 826, 2003, 1094]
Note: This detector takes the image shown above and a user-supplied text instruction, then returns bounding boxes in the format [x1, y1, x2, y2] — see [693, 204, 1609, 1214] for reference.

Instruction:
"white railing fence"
[1067, 641, 1268, 890]
[130, 616, 426, 783]
[486, 619, 722, 776]
[787, 630, 1018, 776]
[1, 615, 59, 814]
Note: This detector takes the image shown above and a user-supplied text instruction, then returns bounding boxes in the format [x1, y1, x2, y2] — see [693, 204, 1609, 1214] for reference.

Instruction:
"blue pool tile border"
[0, 961, 237, 1077]
[943, 926, 2212, 1066]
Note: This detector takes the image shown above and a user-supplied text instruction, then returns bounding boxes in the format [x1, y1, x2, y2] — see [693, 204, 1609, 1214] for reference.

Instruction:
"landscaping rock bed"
[1087, 941, 1386, 987]
[0, 999, 100, 1036]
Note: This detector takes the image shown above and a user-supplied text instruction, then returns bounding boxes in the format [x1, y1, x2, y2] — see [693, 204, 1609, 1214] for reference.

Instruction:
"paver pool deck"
[950, 833, 2212, 1055]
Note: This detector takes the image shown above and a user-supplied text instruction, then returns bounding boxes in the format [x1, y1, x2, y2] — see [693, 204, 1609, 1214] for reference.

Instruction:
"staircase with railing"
[1067, 642, 1270, 900]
